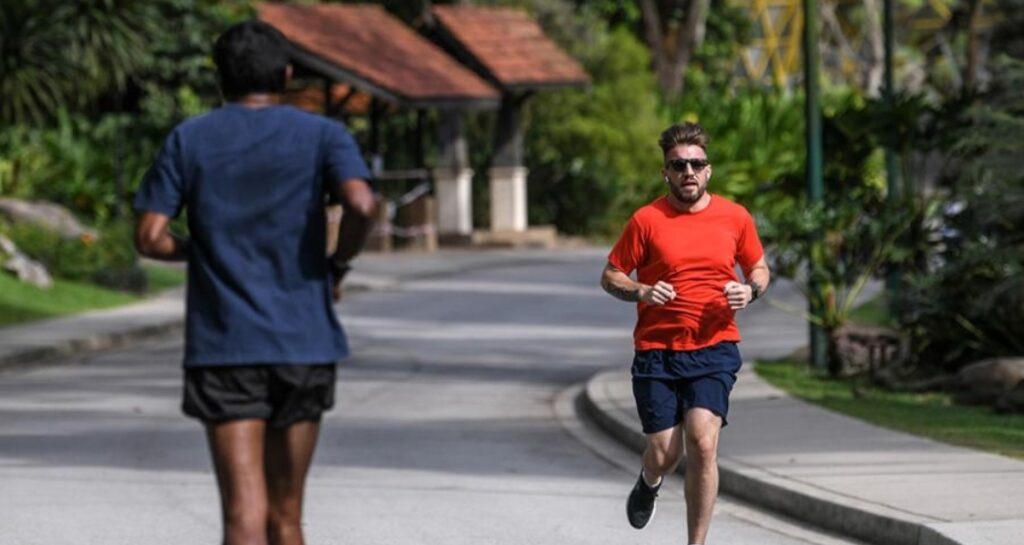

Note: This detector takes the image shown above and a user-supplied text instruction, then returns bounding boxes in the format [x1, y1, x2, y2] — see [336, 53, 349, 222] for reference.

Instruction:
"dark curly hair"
[658, 123, 708, 157]
[214, 21, 291, 99]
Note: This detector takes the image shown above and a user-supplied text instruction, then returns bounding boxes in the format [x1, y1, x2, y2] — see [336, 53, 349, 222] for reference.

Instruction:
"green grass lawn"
[756, 360, 1024, 460]
[0, 265, 185, 327]
[848, 293, 894, 327]
[143, 264, 187, 292]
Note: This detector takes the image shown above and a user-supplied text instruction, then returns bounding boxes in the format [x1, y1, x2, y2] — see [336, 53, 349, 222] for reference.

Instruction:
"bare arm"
[135, 211, 189, 261]
[330, 179, 377, 266]
[600, 263, 676, 305]
[744, 256, 771, 299]
[328, 178, 377, 299]
[724, 256, 771, 310]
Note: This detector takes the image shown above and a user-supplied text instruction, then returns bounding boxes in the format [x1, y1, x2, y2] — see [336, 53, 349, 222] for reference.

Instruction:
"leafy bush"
[662, 85, 805, 222]
[0, 1, 243, 223]
[3, 220, 145, 292]
[0, 0, 153, 126]
[739, 88, 927, 375]
[896, 56, 1024, 371]
[506, 0, 663, 236]
[524, 25, 663, 235]
[765, 190, 914, 375]
[0, 111, 156, 223]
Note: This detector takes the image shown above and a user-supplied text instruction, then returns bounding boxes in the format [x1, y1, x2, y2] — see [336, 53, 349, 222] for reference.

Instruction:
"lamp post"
[883, 0, 902, 310]
[804, 0, 826, 370]
[883, 0, 899, 200]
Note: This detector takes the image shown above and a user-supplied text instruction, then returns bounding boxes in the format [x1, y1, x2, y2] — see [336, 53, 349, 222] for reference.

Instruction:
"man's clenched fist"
[723, 281, 753, 310]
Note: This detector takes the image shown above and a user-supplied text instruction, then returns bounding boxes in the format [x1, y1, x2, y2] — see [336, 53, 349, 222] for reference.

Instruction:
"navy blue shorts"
[183, 364, 336, 428]
[631, 342, 742, 434]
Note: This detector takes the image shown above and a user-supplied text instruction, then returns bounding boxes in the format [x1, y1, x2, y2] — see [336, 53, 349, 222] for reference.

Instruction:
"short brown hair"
[659, 123, 708, 156]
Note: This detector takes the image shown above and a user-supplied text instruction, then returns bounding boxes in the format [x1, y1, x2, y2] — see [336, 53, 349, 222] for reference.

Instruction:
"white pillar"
[488, 166, 528, 232]
[433, 167, 474, 236]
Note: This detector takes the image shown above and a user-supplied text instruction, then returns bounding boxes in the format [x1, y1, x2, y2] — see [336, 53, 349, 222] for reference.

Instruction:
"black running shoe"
[626, 470, 660, 529]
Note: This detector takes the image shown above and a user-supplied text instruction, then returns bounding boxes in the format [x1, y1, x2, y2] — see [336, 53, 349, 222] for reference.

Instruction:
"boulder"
[954, 357, 1024, 405]
[996, 382, 1024, 414]
[0, 234, 52, 289]
[834, 324, 906, 377]
[0, 198, 97, 239]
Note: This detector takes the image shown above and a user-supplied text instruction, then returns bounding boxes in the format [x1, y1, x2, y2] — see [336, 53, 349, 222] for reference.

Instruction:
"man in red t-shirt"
[601, 122, 770, 544]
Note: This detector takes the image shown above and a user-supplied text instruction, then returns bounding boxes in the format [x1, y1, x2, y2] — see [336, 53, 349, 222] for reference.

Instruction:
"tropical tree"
[638, 0, 709, 97]
[898, 55, 1024, 371]
[0, 0, 153, 126]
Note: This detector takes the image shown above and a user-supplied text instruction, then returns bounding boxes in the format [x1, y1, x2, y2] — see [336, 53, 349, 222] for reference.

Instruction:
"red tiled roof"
[259, 3, 499, 107]
[432, 5, 589, 89]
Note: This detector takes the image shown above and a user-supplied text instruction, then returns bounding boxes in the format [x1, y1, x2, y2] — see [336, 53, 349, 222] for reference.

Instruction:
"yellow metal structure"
[739, 0, 804, 87]
[733, 0, 996, 88]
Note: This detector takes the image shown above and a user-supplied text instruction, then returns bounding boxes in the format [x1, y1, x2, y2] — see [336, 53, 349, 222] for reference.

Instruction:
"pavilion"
[258, 3, 588, 246]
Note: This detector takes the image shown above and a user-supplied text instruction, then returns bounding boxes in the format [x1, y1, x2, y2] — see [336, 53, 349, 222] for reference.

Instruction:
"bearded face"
[662, 144, 711, 205]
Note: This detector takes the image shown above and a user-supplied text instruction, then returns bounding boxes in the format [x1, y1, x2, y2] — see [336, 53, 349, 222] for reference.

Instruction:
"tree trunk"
[826, 328, 844, 377]
[639, 0, 668, 90]
[862, 0, 885, 97]
[639, 0, 710, 98]
[672, 0, 709, 96]
[964, 0, 982, 91]
[823, 286, 843, 377]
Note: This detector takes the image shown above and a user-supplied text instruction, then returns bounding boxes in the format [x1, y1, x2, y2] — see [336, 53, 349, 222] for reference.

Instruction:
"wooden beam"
[415, 109, 426, 170]
[491, 92, 532, 168]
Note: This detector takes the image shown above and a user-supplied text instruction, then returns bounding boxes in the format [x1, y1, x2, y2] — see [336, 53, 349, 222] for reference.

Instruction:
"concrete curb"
[0, 320, 185, 373]
[580, 370, 961, 545]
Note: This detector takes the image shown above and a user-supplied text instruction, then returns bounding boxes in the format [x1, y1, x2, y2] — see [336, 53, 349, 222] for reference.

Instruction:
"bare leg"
[207, 419, 270, 545]
[683, 408, 722, 545]
[265, 420, 322, 545]
[642, 423, 685, 483]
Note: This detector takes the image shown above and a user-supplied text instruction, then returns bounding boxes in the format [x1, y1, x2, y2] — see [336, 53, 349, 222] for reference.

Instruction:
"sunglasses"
[666, 158, 709, 173]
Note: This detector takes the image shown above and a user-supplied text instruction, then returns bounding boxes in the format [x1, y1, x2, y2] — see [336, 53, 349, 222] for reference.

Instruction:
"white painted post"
[488, 166, 528, 232]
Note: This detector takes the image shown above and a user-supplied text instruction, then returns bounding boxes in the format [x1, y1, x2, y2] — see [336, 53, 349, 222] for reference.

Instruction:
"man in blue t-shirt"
[134, 20, 375, 545]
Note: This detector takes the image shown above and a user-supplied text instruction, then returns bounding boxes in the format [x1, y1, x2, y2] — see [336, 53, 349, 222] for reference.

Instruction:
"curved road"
[0, 250, 860, 544]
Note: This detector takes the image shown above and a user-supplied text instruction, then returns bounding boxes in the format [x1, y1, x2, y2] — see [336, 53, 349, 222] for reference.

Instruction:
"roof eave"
[289, 45, 499, 111]
[500, 79, 592, 92]
[407, 96, 500, 111]
[289, 46, 404, 105]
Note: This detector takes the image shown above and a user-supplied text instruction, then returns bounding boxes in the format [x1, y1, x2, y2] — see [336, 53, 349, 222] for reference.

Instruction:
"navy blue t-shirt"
[134, 104, 371, 367]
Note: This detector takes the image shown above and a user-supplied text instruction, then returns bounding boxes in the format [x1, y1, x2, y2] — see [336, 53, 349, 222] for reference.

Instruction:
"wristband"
[746, 282, 762, 301]
[330, 260, 352, 280]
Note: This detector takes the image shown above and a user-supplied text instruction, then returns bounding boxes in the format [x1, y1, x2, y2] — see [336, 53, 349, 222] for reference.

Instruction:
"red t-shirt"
[608, 195, 764, 351]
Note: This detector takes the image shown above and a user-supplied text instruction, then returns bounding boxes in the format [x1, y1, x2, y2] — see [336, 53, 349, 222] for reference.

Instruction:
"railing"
[327, 167, 437, 254]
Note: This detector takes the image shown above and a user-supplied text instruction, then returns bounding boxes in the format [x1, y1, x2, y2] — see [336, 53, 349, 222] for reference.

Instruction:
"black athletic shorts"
[631, 342, 742, 434]
[183, 364, 336, 428]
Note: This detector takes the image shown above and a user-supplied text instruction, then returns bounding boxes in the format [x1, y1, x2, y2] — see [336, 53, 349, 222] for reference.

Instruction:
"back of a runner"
[133, 21, 376, 545]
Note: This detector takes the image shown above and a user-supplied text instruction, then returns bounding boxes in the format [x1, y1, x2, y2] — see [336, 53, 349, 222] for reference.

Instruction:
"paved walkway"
[0, 249, 588, 371]
[583, 368, 1024, 545]
[2, 248, 1021, 545]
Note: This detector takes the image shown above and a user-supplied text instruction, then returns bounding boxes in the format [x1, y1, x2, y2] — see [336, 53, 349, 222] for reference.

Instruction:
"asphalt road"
[0, 250, 861, 544]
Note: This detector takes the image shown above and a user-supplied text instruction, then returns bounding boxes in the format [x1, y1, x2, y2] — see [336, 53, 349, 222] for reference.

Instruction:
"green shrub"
[0, 111, 156, 223]
[508, 0, 663, 236]
[4, 220, 144, 292]
[896, 56, 1024, 371]
[524, 26, 662, 235]
[661, 85, 806, 224]
[765, 190, 914, 375]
